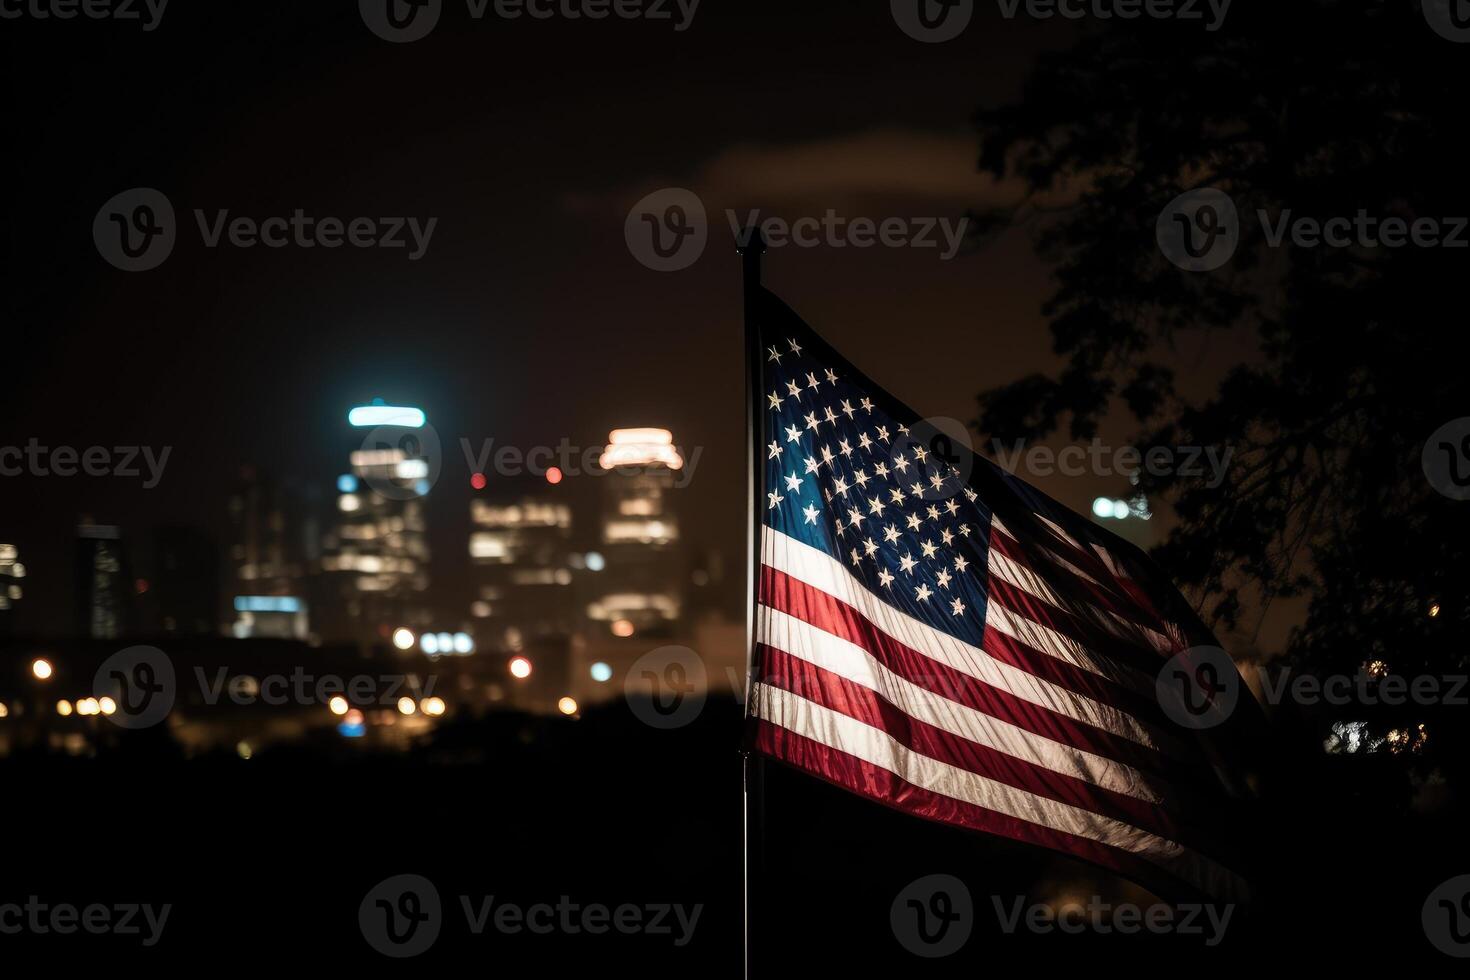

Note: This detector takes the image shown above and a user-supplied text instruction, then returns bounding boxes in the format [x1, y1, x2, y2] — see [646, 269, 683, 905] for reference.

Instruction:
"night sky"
[5, 3, 1115, 632]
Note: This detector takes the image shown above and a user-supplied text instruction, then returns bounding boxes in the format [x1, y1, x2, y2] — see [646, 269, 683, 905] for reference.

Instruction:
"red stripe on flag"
[752, 718, 1222, 903]
[759, 564, 1187, 776]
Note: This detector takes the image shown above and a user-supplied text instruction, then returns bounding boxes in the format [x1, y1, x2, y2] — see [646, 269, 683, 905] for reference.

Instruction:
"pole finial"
[737, 225, 767, 255]
[739, 225, 766, 294]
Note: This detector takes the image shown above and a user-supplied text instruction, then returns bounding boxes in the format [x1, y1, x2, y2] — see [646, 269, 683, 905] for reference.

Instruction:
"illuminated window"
[604, 519, 677, 545]
[469, 533, 511, 561]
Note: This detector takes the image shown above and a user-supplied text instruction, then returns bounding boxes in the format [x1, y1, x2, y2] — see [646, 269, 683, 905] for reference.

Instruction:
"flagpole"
[739, 226, 767, 980]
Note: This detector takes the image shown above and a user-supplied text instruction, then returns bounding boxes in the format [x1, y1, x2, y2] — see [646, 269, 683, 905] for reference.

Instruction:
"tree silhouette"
[971, 2, 1469, 785]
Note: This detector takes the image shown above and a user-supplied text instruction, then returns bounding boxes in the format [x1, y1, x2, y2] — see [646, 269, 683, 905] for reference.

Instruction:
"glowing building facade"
[466, 476, 578, 711]
[587, 428, 685, 638]
[470, 492, 576, 646]
[0, 542, 24, 625]
[317, 404, 433, 646]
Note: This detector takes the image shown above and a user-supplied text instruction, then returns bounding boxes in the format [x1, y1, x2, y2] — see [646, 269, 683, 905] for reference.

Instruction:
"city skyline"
[0, 404, 739, 639]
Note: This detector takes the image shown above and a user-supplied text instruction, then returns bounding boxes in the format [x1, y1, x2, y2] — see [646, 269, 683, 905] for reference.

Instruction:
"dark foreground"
[3, 692, 1466, 973]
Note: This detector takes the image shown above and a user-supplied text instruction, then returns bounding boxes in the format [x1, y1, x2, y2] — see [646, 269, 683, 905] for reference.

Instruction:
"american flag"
[746, 289, 1257, 904]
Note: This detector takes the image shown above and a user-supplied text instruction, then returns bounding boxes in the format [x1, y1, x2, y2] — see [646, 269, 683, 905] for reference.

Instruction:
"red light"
[545, 467, 564, 485]
[470, 473, 487, 490]
[134, 579, 149, 595]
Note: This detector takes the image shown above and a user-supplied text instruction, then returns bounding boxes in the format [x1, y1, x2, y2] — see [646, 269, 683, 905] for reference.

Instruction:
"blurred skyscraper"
[469, 482, 576, 647]
[316, 403, 433, 647]
[152, 525, 220, 636]
[587, 428, 685, 639]
[468, 473, 578, 711]
[0, 542, 24, 629]
[74, 522, 131, 639]
[227, 466, 315, 639]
